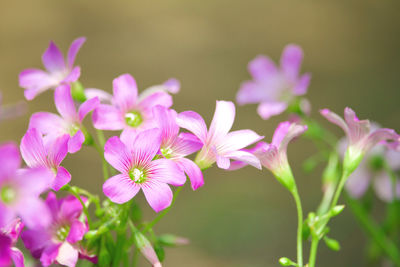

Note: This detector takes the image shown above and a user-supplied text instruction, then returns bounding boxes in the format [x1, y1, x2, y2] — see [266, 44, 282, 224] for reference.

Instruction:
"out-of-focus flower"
[29, 84, 99, 153]
[321, 107, 399, 174]
[177, 100, 263, 170]
[153, 106, 204, 190]
[0, 142, 52, 229]
[21, 192, 88, 267]
[0, 92, 27, 122]
[236, 44, 311, 119]
[19, 37, 86, 100]
[92, 74, 173, 135]
[20, 129, 70, 191]
[0, 218, 25, 267]
[102, 129, 186, 212]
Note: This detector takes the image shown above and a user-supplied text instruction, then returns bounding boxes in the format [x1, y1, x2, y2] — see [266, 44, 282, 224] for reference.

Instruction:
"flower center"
[55, 225, 71, 242]
[161, 147, 173, 159]
[1, 185, 17, 204]
[69, 124, 80, 136]
[125, 111, 143, 127]
[129, 168, 146, 184]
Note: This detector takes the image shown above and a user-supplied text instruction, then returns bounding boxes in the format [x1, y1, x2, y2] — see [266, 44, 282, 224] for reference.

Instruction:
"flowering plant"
[1, 39, 399, 267]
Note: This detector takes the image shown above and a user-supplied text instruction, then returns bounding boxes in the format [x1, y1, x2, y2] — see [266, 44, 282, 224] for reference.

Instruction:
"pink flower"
[19, 37, 86, 100]
[153, 106, 204, 190]
[0, 142, 52, 229]
[321, 107, 399, 173]
[20, 129, 71, 191]
[177, 101, 263, 170]
[92, 74, 173, 134]
[236, 44, 311, 119]
[29, 84, 99, 153]
[102, 128, 186, 212]
[21, 192, 88, 267]
[0, 219, 25, 267]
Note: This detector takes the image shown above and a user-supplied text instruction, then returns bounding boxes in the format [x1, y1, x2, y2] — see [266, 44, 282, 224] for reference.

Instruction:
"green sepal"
[278, 257, 297, 266]
[71, 81, 87, 102]
[323, 236, 341, 251]
[154, 242, 165, 262]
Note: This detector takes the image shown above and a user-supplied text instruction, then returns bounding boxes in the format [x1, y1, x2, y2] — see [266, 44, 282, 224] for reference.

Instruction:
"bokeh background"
[1, 0, 400, 266]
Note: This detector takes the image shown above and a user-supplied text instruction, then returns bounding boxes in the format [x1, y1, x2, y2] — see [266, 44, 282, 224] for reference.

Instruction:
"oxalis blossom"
[320, 107, 399, 174]
[153, 106, 204, 190]
[21, 192, 89, 267]
[236, 44, 311, 119]
[0, 142, 52, 229]
[20, 128, 71, 191]
[103, 128, 186, 212]
[19, 37, 86, 100]
[177, 100, 263, 170]
[0, 219, 25, 267]
[92, 73, 173, 135]
[29, 84, 99, 153]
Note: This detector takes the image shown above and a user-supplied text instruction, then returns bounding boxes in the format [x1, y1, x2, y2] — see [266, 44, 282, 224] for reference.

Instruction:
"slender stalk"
[346, 194, 400, 266]
[308, 237, 319, 267]
[291, 188, 304, 267]
[93, 130, 110, 181]
[330, 171, 350, 210]
[63, 185, 93, 227]
[143, 186, 183, 233]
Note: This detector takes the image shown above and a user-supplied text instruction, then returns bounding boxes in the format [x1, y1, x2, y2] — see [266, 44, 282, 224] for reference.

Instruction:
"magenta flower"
[177, 101, 263, 170]
[29, 84, 99, 153]
[19, 37, 86, 100]
[236, 44, 311, 119]
[153, 106, 204, 190]
[103, 128, 186, 212]
[20, 128, 71, 191]
[0, 142, 52, 229]
[21, 192, 88, 267]
[0, 219, 25, 267]
[93, 74, 172, 134]
[321, 107, 399, 173]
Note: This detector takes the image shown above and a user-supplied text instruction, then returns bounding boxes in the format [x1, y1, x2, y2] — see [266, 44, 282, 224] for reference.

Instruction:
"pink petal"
[141, 181, 173, 212]
[0, 143, 20, 181]
[63, 66, 81, 83]
[208, 101, 235, 143]
[104, 136, 132, 173]
[320, 108, 350, 137]
[29, 112, 67, 136]
[0, 235, 12, 266]
[21, 228, 51, 253]
[68, 130, 85, 153]
[85, 88, 112, 104]
[345, 162, 371, 199]
[148, 159, 186, 186]
[275, 122, 307, 154]
[236, 81, 271, 105]
[374, 172, 400, 202]
[216, 155, 230, 169]
[171, 133, 203, 157]
[67, 37, 86, 69]
[40, 244, 61, 267]
[16, 198, 51, 229]
[248, 55, 278, 82]
[20, 128, 47, 167]
[344, 107, 370, 145]
[92, 104, 124, 130]
[228, 142, 269, 171]
[138, 91, 173, 113]
[46, 134, 69, 166]
[131, 129, 161, 166]
[257, 101, 287, 120]
[55, 84, 78, 122]
[153, 106, 179, 145]
[365, 128, 399, 153]
[52, 166, 71, 191]
[19, 69, 58, 100]
[56, 242, 79, 267]
[10, 248, 25, 267]
[42, 41, 66, 73]
[218, 130, 263, 154]
[103, 174, 140, 204]
[112, 74, 138, 112]
[293, 73, 311, 96]
[60, 195, 84, 220]
[66, 220, 87, 243]
[0, 203, 15, 230]
[280, 44, 303, 81]
[78, 97, 99, 122]
[163, 78, 180, 94]
[177, 111, 208, 143]
[16, 167, 52, 196]
[175, 158, 204, 190]
[224, 150, 261, 169]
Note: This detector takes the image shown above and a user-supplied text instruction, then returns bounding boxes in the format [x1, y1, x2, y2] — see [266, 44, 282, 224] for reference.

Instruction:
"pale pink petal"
[224, 150, 261, 169]
[19, 69, 58, 100]
[55, 84, 78, 122]
[171, 133, 203, 157]
[16, 167, 52, 196]
[53, 166, 71, 191]
[373, 172, 400, 202]
[78, 97, 99, 122]
[228, 142, 269, 170]
[139, 91, 173, 113]
[320, 108, 350, 137]
[0, 143, 20, 181]
[345, 162, 371, 198]
[68, 130, 85, 153]
[103, 174, 140, 204]
[216, 155, 230, 169]
[248, 55, 278, 82]
[175, 158, 204, 190]
[148, 159, 186, 186]
[131, 129, 161, 166]
[385, 149, 400, 170]
[177, 111, 208, 143]
[29, 112, 67, 136]
[257, 101, 287, 120]
[236, 81, 271, 105]
[277, 123, 307, 154]
[41, 244, 61, 267]
[208, 101, 235, 143]
[141, 181, 173, 212]
[62, 66, 81, 83]
[42, 41, 65, 73]
[10, 248, 25, 267]
[16, 198, 51, 229]
[92, 104, 124, 130]
[153, 106, 179, 144]
[56, 242, 78, 267]
[104, 137, 132, 173]
[163, 78, 180, 94]
[0, 203, 15, 229]
[66, 221, 87, 243]
[84, 88, 112, 104]
[293, 73, 311, 95]
[20, 128, 47, 167]
[112, 74, 138, 112]
[280, 44, 303, 81]
[46, 135, 69, 166]
[217, 130, 263, 154]
[364, 128, 398, 153]
[344, 107, 370, 144]
[67, 37, 86, 69]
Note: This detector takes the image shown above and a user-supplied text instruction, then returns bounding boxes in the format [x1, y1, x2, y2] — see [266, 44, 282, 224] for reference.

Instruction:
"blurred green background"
[1, 0, 400, 266]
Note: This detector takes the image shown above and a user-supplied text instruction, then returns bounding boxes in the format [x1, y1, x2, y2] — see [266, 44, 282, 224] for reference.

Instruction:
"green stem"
[330, 171, 350, 210]
[93, 130, 110, 181]
[346, 193, 400, 267]
[142, 186, 183, 233]
[308, 237, 319, 267]
[291, 188, 304, 267]
[63, 185, 93, 228]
